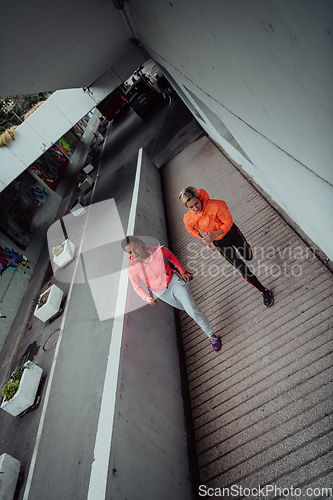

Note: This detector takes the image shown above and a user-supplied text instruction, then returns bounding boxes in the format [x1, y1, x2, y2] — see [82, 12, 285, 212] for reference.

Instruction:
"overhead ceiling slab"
[1, 0, 131, 96]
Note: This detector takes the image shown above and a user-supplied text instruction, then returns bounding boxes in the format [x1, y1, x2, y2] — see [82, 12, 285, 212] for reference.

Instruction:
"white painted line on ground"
[22, 131, 108, 500]
[86, 148, 143, 500]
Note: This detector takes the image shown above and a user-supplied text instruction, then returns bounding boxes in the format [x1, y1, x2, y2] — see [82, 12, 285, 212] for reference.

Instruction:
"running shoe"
[262, 288, 274, 307]
[209, 335, 222, 351]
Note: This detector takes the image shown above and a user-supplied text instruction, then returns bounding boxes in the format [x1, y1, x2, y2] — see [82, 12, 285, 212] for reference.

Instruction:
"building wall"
[0, 46, 147, 193]
[0, 111, 100, 352]
[129, 0, 333, 260]
[1, 1, 331, 258]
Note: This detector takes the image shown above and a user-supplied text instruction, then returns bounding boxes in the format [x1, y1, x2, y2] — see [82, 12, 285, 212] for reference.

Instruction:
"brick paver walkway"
[161, 136, 333, 497]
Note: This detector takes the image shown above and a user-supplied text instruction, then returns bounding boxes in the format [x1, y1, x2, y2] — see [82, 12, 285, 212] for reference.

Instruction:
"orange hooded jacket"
[183, 189, 233, 241]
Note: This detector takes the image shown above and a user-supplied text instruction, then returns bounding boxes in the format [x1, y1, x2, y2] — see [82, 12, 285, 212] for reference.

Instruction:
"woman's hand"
[201, 229, 224, 245]
[148, 297, 157, 306]
[181, 272, 191, 282]
[202, 232, 215, 244]
[199, 237, 215, 251]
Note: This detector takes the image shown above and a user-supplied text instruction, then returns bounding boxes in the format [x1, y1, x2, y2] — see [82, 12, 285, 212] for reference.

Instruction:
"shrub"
[11, 365, 25, 381]
[0, 126, 18, 147]
[77, 172, 88, 183]
[52, 245, 64, 257]
[1, 380, 20, 402]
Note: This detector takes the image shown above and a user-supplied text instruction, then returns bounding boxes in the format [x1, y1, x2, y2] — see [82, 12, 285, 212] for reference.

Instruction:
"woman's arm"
[128, 269, 152, 303]
[161, 247, 187, 275]
[183, 215, 201, 238]
[162, 248, 193, 281]
[201, 228, 224, 245]
[201, 200, 233, 244]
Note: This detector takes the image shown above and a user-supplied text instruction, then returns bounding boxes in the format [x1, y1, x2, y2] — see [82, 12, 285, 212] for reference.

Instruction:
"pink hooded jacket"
[127, 246, 186, 302]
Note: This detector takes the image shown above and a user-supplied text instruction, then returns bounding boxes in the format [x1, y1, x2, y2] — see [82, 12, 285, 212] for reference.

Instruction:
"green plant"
[77, 172, 88, 183]
[1, 380, 20, 402]
[52, 245, 64, 257]
[0, 92, 53, 134]
[11, 365, 25, 381]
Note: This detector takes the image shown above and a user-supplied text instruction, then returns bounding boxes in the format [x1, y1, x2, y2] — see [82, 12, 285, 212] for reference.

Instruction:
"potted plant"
[83, 163, 94, 175]
[1, 361, 43, 417]
[52, 244, 64, 257]
[70, 197, 86, 217]
[52, 240, 75, 267]
[77, 172, 88, 183]
[33, 284, 63, 322]
[1, 380, 20, 402]
[0, 453, 21, 499]
[1, 365, 25, 405]
[77, 172, 93, 192]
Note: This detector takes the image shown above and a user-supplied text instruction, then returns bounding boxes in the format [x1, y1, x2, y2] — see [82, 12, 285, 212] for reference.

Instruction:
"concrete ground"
[0, 94, 332, 499]
[161, 136, 333, 498]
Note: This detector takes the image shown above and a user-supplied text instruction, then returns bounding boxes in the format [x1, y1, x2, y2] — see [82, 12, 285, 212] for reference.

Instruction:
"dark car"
[125, 79, 162, 117]
[96, 87, 129, 121]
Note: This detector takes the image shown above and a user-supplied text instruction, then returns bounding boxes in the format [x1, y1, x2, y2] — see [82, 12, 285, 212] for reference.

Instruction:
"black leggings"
[213, 224, 265, 293]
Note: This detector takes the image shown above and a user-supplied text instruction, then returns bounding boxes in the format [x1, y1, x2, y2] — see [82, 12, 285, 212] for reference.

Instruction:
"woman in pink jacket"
[121, 235, 221, 351]
[179, 186, 274, 307]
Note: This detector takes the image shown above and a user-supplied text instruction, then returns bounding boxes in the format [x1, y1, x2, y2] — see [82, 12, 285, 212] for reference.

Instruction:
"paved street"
[0, 98, 203, 500]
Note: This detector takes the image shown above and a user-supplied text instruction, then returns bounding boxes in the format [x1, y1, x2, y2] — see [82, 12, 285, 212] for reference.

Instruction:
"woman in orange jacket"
[179, 186, 274, 307]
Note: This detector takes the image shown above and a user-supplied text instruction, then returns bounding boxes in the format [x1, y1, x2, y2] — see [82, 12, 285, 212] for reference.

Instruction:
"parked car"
[96, 87, 129, 121]
[125, 79, 163, 117]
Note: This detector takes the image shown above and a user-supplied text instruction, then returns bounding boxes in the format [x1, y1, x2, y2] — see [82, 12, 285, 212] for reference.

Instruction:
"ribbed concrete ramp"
[161, 136, 333, 498]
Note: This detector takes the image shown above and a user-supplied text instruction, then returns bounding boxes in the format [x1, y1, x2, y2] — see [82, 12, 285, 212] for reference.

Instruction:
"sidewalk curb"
[0, 245, 51, 387]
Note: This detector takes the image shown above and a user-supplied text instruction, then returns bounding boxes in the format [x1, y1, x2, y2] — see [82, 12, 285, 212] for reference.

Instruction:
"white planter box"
[78, 176, 93, 192]
[53, 239, 75, 267]
[83, 164, 94, 174]
[70, 202, 86, 217]
[33, 284, 63, 322]
[0, 453, 20, 500]
[1, 362, 43, 417]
